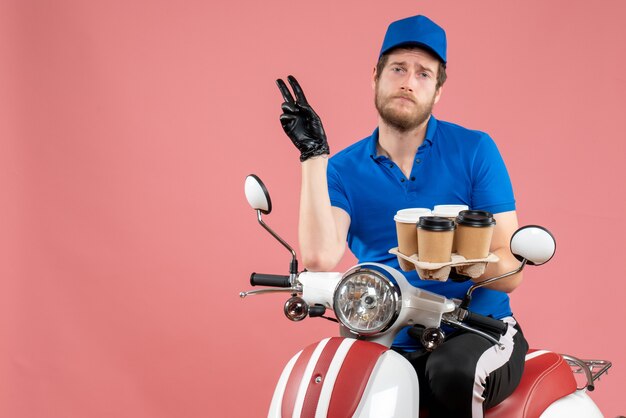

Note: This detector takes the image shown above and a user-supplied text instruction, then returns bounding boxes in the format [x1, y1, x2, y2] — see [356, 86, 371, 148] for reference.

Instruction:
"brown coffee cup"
[394, 208, 432, 257]
[433, 204, 469, 252]
[455, 210, 496, 259]
[417, 216, 456, 263]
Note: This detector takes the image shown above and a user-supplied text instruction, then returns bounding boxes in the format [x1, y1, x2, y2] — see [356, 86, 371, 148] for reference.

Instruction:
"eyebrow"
[387, 60, 436, 74]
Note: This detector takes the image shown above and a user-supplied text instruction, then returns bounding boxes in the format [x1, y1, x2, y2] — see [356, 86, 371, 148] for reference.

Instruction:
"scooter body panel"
[269, 350, 301, 417]
[268, 337, 418, 418]
[352, 350, 419, 418]
[539, 390, 604, 418]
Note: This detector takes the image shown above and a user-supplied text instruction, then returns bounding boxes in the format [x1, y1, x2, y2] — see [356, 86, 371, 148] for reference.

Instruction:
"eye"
[390, 66, 405, 73]
[419, 72, 430, 78]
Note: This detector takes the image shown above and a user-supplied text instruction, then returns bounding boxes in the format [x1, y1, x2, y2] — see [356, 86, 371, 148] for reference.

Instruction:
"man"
[276, 15, 528, 418]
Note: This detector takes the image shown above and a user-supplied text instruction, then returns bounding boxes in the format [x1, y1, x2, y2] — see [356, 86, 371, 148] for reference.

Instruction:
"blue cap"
[379, 15, 447, 64]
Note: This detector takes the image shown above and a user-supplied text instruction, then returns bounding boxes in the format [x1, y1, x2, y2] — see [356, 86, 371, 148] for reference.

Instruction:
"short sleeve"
[470, 134, 516, 214]
[327, 162, 352, 216]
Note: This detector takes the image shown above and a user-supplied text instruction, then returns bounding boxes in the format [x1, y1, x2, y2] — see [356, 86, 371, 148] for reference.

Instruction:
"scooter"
[240, 174, 613, 418]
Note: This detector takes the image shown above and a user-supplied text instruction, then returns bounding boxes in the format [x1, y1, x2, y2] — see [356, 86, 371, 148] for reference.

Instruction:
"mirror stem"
[459, 259, 527, 310]
[257, 210, 299, 275]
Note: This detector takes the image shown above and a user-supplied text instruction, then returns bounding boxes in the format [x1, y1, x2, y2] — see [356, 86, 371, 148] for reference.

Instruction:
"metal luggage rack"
[561, 354, 612, 391]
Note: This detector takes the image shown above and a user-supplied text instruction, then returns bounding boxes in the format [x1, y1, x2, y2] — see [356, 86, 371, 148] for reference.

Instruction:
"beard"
[375, 85, 436, 132]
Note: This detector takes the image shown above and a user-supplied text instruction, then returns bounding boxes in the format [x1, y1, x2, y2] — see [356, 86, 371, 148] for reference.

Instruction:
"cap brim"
[380, 41, 446, 64]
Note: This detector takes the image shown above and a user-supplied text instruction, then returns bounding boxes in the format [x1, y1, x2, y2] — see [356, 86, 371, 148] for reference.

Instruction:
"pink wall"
[1, 0, 624, 416]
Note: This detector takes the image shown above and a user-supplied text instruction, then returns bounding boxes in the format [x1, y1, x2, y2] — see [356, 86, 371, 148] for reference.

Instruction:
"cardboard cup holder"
[388, 247, 500, 281]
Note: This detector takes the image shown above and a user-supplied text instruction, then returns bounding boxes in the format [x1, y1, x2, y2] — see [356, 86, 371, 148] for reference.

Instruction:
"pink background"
[1, 0, 625, 417]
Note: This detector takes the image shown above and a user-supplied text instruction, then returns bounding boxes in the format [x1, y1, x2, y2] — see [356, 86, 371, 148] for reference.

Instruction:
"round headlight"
[333, 266, 401, 336]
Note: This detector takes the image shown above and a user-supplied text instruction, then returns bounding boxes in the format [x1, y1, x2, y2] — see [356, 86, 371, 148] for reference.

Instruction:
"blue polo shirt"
[327, 115, 516, 350]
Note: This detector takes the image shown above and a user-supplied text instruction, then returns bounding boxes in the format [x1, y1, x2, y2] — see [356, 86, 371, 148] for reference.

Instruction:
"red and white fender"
[268, 337, 419, 418]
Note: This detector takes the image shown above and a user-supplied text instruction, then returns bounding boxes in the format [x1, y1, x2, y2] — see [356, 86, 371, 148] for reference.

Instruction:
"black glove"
[276, 75, 329, 162]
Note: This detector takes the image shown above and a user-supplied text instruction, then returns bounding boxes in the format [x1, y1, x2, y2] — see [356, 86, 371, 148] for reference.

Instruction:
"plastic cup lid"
[394, 208, 432, 223]
[417, 216, 456, 231]
[432, 204, 469, 217]
[456, 210, 496, 227]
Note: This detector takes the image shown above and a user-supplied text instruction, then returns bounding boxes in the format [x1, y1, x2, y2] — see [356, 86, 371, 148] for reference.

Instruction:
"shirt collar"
[424, 114, 438, 144]
[368, 115, 438, 160]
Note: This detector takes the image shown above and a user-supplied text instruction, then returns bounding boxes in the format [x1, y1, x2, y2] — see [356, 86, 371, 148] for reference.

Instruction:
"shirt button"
[415, 158, 421, 164]
[400, 178, 405, 183]
[410, 176, 416, 181]
[389, 164, 393, 168]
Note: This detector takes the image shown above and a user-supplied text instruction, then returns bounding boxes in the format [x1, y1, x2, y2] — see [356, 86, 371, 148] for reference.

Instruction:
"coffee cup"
[394, 208, 432, 257]
[417, 216, 456, 263]
[433, 204, 469, 252]
[455, 210, 496, 259]
[433, 204, 470, 218]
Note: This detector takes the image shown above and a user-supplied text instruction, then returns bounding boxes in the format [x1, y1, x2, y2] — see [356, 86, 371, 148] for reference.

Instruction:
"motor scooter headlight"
[333, 266, 401, 336]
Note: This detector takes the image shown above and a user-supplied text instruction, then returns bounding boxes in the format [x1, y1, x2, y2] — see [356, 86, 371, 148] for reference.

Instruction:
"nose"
[400, 73, 415, 93]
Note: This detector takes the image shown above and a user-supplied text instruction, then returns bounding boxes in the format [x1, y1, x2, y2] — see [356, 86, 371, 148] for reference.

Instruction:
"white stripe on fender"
[525, 350, 550, 361]
[268, 350, 302, 417]
[315, 338, 357, 418]
[292, 338, 330, 418]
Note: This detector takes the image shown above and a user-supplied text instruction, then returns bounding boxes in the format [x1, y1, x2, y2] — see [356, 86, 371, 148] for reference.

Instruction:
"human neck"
[376, 115, 430, 163]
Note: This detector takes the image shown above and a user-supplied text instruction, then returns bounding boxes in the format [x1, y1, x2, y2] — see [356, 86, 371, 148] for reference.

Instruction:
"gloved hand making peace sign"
[276, 75, 330, 162]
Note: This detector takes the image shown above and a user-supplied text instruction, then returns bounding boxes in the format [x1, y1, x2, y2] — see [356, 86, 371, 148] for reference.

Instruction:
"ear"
[433, 85, 444, 104]
[371, 66, 377, 90]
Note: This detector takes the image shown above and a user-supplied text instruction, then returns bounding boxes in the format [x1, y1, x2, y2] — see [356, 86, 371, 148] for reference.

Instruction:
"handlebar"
[462, 312, 508, 336]
[250, 273, 291, 287]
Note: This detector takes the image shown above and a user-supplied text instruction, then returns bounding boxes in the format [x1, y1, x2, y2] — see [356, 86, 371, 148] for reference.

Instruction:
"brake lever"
[239, 287, 300, 298]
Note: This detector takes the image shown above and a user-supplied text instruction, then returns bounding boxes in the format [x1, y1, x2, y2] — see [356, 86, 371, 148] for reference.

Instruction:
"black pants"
[395, 317, 528, 418]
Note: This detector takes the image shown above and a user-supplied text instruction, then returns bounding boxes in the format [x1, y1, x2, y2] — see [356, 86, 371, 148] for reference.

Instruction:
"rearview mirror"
[510, 225, 556, 266]
[245, 174, 272, 214]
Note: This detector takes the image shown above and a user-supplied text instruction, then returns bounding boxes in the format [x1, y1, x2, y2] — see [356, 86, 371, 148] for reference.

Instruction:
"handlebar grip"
[250, 273, 291, 287]
[463, 312, 508, 336]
